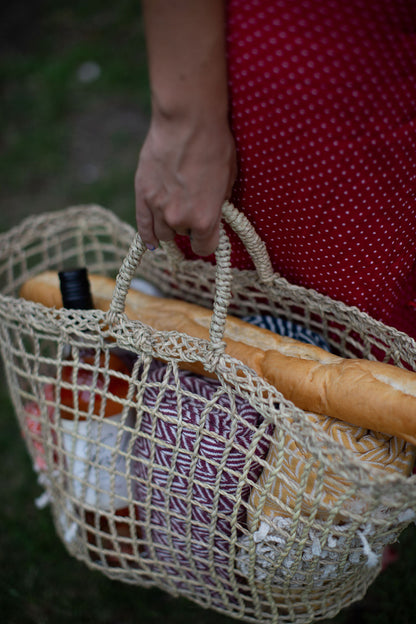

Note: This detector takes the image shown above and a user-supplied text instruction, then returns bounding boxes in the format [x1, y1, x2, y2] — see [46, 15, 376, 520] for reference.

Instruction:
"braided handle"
[221, 201, 275, 284]
[108, 202, 275, 354]
[156, 201, 275, 283]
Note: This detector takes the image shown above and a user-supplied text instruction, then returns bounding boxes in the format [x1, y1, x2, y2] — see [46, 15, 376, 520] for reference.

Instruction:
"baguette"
[19, 271, 416, 445]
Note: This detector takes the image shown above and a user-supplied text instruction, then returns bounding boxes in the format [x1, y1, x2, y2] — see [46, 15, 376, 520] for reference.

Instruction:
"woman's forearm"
[141, 0, 229, 121]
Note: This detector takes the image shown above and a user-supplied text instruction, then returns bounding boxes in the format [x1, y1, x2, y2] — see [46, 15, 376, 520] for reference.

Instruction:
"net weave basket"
[1, 203, 416, 624]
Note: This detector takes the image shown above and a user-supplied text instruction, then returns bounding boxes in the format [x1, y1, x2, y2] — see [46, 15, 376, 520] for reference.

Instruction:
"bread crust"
[19, 271, 416, 444]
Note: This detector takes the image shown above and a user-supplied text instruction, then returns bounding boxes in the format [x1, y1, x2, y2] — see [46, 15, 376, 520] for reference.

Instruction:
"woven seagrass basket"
[1, 202, 415, 624]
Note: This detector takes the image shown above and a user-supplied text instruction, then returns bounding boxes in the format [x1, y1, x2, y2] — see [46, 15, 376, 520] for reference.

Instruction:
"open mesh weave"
[0, 203, 416, 624]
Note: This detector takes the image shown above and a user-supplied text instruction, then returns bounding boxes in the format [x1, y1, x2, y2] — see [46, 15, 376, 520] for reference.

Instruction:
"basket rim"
[1, 203, 416, 353]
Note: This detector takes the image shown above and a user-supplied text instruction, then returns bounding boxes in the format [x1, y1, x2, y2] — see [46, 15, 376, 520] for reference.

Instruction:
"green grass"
[1, 2, 416, 623]
[0, 0, 150, 231]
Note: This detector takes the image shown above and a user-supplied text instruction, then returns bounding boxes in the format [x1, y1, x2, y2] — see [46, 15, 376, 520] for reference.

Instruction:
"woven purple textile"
[131, 361, 271, 596]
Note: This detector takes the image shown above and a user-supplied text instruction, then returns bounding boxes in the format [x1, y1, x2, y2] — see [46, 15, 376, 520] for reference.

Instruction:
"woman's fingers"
[186, 207, 222, 256]
[135, 195, 158, 250]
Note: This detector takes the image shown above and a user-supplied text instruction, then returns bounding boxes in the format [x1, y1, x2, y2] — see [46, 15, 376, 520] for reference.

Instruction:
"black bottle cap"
[58, 268, 94, 310]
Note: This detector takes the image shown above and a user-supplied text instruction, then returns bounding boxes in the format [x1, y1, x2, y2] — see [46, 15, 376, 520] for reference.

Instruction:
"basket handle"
[107, 201, 275, 356]
[161, 201, 276, 284]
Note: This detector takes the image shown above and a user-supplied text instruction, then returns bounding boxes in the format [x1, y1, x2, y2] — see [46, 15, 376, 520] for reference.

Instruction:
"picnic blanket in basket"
[1, 202, 416, 624]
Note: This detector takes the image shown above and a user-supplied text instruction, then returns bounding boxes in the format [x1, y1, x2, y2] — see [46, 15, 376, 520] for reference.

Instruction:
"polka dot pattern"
[220, 0, 416, 338]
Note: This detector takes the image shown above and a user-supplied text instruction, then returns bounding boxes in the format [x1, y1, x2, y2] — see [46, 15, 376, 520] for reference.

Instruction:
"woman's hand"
[135, 112, 237, 256]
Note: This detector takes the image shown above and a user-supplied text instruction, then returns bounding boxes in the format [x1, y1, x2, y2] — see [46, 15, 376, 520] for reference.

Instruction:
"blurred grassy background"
[1, 2, 415, 623]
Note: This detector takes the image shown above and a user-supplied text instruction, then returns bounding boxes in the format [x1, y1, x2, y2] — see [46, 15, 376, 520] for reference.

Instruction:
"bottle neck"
[59, 268, 94, 310]
[58, 267, 95, 362]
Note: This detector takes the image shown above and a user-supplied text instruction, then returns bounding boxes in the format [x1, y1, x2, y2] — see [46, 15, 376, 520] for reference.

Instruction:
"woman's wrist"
[150, 98, 230, 138]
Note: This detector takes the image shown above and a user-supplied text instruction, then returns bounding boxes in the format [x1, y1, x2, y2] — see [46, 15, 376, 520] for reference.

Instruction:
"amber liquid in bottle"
[58, 268, 139, 566]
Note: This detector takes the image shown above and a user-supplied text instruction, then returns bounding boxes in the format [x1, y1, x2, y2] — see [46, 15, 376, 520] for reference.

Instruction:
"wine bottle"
[58, 267, 138, 566]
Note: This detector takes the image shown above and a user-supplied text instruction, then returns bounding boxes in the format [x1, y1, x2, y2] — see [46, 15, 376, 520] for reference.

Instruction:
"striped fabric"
[243, 315, 330, 351]
[130, 317, 327, 594]
[131, 360, 272, 597]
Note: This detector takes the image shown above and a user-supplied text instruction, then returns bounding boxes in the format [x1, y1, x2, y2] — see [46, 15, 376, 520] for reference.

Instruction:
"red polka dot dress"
[185, 0, 416, 339]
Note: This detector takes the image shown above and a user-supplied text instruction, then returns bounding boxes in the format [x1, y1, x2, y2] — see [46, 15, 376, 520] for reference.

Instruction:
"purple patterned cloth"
[131, 361, 271, 597]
